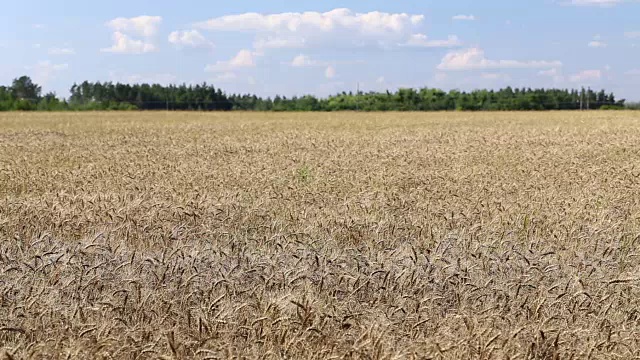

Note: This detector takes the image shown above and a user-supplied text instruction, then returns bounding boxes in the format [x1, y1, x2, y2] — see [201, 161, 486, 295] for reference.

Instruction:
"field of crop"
[2, 111, 640, 359]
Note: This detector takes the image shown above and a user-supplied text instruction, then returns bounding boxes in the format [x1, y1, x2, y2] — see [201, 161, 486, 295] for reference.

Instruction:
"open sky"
[1, 0, 639, 100]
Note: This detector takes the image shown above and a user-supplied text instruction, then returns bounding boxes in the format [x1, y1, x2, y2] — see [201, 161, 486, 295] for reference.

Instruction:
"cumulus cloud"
[538, 68, 565, 83]
[287, 63, 343, 80]
[196, 9, 423, 33]
[325, 66, 337, 79]
[539, 68, 560, 76]
[107, 16, 162, 37]
[286, 54, 365, 69]
[570, 0, 627, 6]
[168, 30, 213, 49]
[434, 72, 448, 82]
[590, 41, 608, 48]
[229, 50, 256, 66]
[539, 68, 555, 76]
[194, 8, 457, 50]
[452, 15, 476, 21]
[25, 61, 69, 86]
[290, 54, 319, 67]
[481, 73, 512, 81]
[588, 36, 607, 48]
[49, 47, 75, 55]
[625, 69, 640, 75]
[212, 72, 238, 83]
[102, 16, 161, 54]
[101, 32, 156, 54]
[569, 69, 602, 82]
[254, 37, 306, 49]
[402, 34, 462, 48]
[31, 61, 68, 72]
[625, 31, 640, 38]
[437, 48, 562, 71]
[205, 49, 257, 72]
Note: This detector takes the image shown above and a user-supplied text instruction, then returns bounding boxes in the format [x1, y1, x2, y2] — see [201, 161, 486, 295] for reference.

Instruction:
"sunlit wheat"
[1, 111, 640, 358]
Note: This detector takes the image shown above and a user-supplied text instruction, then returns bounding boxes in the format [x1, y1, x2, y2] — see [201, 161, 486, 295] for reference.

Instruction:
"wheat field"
[2, 111, 640, 359]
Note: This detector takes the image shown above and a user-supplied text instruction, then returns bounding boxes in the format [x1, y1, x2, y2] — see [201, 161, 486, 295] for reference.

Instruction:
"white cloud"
[213, 72, 237, 83]
[254, 37, 307, 49]
[168, 30, 213, 49]
[325, 66, 336, 79]
[32, 61, 68, 72]
[402, 34, 462, 48]
[434, 72, 448, 82]
[195, 8, 433, 49]
[626, 69, 640, 75]
[196, 9, 423, 33]
[539, 68, 559, 76]
[376, 76, 385, 84]
[205, 49, 257, 72]
[538, 68, 565, 83]
[625, 31, 640, 38]
[569, 69, 602, 82]
[248, 76, 257, 85]
[49, 47, 75, 55]
[32, 24, 46, 29]
[106, 16, 162, 37]
[33, 44, 42, 49]
[103, 16, 161, 54]
[101, 32, 156, 54]
[588, 39, 607, 48]
[25, 61, 69, 86]
[229, 50, 255, 67]
[452, 15, 476, 21]
[570, 0, 627, 6]
[481, 73, 511, 81]
[437, 47, 562, 71]
[290, 54, 318, 67]
[286, 54, 365, 69]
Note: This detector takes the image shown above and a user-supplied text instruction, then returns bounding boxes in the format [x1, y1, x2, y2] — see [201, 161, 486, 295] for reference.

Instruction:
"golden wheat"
[2, 111, 640, 359]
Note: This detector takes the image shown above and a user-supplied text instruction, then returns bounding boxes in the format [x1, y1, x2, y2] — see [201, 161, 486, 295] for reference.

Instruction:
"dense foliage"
[68, 81, 233, 111]
[627, 102, 640, 110]
[0, 76, 630, 111]
[0, 76, 68, 111]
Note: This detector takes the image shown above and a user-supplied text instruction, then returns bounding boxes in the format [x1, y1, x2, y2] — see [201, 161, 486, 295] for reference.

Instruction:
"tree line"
[0, 75, 629, 112]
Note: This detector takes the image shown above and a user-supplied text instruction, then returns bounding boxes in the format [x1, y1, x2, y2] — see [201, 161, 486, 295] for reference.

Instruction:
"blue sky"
[1, 0, 640, 100]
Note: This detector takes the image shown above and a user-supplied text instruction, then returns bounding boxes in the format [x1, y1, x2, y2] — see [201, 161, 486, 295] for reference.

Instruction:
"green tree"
[11, 76, 41, 101]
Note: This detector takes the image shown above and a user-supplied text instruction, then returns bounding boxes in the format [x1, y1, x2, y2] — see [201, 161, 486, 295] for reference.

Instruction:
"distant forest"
[0, 75, 633, 112]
